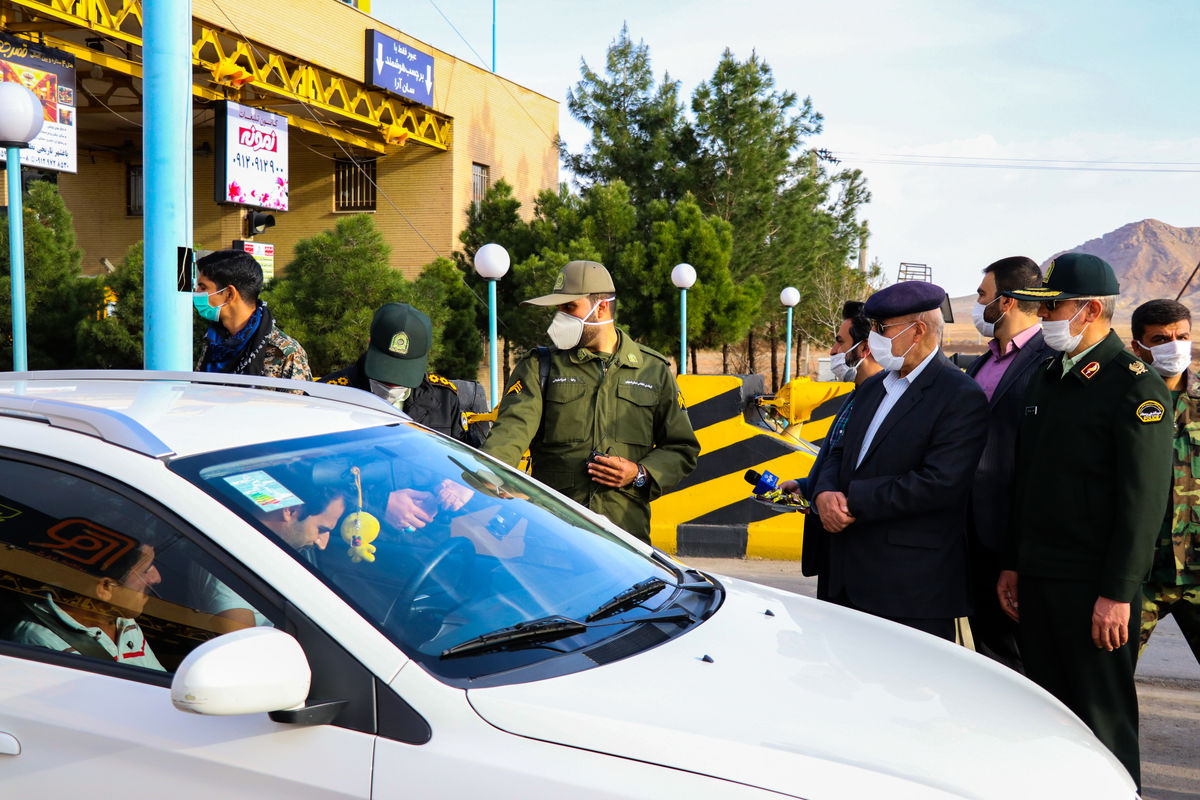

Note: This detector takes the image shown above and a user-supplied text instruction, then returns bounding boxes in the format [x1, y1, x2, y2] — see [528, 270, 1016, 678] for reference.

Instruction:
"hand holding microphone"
[743, 469, 810, 512]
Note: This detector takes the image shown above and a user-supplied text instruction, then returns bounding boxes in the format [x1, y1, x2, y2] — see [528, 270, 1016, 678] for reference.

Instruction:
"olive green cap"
[521, 261, 615, 306]
[1004, 252, 1120, 301]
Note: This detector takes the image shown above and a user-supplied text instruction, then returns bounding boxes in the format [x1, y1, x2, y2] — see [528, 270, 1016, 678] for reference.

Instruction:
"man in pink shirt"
[965, 256, 1054, 671]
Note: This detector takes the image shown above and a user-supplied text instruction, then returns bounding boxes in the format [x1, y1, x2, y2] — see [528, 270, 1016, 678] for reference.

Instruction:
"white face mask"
[972, 297, 1006, 338]
[1042, 302, 1087, 353]
[1138, 339, 1192, 377]
[867, 323, 916, 372]
[829, 342, 864, 382]
[369, 379, 411, 409]
[547, 297, 613, 350]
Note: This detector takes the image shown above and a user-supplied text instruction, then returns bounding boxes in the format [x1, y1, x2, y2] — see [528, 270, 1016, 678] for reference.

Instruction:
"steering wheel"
[382, 536, 473, 631]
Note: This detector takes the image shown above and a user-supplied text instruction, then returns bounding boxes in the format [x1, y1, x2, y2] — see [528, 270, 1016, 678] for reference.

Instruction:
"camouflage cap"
[1004, 252, 1119, 301]
[365, 303, 431, 388]
[521, 261, 616, 307]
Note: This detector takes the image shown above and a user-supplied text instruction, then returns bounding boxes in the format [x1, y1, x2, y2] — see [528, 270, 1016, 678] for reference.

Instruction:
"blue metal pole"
[679, 288, 687, 375]
[7, 149, 26, 371]
[143, 0, 193, 370]
[488, 278, 499, 404]
[784, 306, 794, 384]
[492, 0, 496, 72]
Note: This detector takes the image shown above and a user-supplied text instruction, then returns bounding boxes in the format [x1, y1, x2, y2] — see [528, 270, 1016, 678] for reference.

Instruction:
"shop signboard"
[214, 100, 288, 210]
[365, 29, 434, 108]
[0, 32, 77, 173]
[232, 239, 275, 281]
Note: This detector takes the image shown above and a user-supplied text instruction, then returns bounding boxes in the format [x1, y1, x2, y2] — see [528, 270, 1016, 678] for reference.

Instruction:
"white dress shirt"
[856, 347, 940, 468]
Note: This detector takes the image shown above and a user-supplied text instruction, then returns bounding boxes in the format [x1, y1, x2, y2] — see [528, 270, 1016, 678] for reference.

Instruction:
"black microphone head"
[744, 469, 762, 485]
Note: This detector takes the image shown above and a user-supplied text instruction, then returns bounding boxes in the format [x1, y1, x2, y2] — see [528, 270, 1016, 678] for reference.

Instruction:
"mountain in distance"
[1045, 219, 1200, 316]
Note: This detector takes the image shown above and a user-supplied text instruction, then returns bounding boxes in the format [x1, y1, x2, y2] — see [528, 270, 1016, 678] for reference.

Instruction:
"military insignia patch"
[628, 353, 638, 364]
[677, 391, 686, 409]
[553, 273, 565, 291]
[1136, 400, 1166, 423]
[506, 380, 523, 396]
[389, 332, 410, 355]
[1129, 361, 1148, 376]
[1081, 361, 1100, 379]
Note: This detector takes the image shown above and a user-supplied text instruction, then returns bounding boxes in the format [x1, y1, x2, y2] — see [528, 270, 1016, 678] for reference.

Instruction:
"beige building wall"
[49, 0, 558, 278]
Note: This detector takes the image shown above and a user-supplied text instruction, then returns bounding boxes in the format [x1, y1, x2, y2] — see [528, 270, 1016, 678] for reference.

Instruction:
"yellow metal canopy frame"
[2, 0, 452, 153]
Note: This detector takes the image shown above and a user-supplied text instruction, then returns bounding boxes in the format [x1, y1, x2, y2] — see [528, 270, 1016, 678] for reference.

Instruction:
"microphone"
[744, 469, 778, 496]
[744, 468, 809, 512]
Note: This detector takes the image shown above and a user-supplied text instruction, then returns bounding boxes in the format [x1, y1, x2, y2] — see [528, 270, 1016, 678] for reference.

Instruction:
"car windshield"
[170, 423, 715, 684]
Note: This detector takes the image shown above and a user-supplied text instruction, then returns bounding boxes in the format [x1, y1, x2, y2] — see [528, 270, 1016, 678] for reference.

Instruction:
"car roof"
[0, 371, 406, 459]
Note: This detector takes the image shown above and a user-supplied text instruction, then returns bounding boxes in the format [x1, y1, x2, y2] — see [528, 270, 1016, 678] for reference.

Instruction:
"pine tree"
[76, 241, 144, 368]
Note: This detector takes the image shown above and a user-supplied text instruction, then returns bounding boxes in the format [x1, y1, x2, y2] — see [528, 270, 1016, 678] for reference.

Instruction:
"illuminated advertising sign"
[214, 100, 288, 210]
[0, 32, 77, 173]
[365, 29, 434, 107]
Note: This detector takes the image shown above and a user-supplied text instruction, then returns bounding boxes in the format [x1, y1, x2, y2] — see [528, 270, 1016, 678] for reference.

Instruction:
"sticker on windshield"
[225, 470, 303, 511]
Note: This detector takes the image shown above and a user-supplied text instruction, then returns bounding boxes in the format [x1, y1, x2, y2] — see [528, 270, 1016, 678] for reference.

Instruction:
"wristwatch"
[633, 464, 647, 488]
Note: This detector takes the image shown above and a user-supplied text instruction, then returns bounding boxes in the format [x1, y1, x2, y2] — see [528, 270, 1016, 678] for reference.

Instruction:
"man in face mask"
[779, 301, 879, 599]
[1129, 299, 1200, 669]
[1000, 253, 1172, 790]
[963, 256, 1055, 673]
[811, 281, 989, 641]
[482, 261, 699, 543]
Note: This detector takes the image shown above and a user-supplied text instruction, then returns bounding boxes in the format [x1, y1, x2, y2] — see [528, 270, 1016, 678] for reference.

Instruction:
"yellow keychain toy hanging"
[341, 466, 380, 563]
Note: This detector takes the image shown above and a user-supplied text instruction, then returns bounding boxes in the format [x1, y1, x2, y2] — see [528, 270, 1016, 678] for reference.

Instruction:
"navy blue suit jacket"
[812, 351, 989, 619]
[965, 330, 1055, 558]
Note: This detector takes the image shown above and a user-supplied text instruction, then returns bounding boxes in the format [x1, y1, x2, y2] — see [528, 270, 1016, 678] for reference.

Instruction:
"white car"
[0, 371, 1135, 799]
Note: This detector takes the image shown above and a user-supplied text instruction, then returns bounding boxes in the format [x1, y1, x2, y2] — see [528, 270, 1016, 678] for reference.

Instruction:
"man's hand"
[588, 454, 640, 488]
[1092, 597, 1131, 651]
[996, 570, 1020, 622]
[815, 491, 856, 532]
[778, 479, 800, 496]
[385, 489, 437, 530]
[435, 479, 473, 511]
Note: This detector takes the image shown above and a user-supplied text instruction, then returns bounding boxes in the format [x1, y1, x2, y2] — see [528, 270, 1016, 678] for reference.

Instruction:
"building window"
[472, 163, 490, 207]
[126, 164, 143, 217]
[334, 158, 377, 212]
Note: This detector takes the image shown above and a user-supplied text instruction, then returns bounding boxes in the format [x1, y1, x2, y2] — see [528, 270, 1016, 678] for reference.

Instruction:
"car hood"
[467, 576, 1134, 800]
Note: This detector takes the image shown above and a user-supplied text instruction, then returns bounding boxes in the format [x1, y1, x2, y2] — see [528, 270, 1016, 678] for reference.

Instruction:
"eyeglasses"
[870, 319, 917, 334]
[1041, 298, 1091, 313]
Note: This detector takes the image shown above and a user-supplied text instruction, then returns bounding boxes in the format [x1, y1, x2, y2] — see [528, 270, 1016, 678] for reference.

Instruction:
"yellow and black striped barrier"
[649, 374, 852, 560]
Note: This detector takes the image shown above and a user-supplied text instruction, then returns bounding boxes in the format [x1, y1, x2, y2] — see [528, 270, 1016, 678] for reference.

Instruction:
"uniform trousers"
[1019, 576, 1141, 789]
[967, 542, 1023, 673]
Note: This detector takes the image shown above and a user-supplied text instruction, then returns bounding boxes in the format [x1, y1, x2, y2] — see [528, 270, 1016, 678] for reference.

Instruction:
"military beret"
[864, 281, 948, 320]
[1004, 252, 1119, 301]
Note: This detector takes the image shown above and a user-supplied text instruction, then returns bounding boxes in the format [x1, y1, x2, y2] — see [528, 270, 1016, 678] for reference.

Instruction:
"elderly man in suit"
[813, 281, 989, 640]
[965, 256, 1054, 671]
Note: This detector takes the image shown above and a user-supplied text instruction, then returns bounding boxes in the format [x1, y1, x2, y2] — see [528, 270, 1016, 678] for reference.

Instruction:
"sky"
[371, 0, 1200, 298]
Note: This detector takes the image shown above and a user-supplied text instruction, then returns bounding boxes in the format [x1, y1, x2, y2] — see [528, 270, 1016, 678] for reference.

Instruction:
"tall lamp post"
[474, 242, 510, 405]
[0, 82, 45, 372]
[671, 263, 696, 375]
[780, 286, 800, 384]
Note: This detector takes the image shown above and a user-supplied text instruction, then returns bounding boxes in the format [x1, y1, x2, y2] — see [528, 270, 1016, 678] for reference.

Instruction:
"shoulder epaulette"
[425, 373, 458, 392]
[637, 343, 671, 365]
[1113, 350, 1153, 379]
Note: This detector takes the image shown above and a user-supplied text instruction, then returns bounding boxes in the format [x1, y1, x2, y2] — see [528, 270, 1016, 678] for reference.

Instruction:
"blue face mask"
[193, 287, 227, 323]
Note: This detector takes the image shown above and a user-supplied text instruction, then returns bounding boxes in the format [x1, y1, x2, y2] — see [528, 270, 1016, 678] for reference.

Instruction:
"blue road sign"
[366, 30, 434, 108]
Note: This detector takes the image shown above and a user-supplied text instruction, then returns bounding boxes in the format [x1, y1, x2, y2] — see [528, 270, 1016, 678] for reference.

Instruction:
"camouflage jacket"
[259, 327, 312, 382]
[1155, 369, 1200, 585]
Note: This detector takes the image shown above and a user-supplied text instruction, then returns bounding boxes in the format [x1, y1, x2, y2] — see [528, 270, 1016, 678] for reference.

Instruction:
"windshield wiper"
[441, 616, 586, 659]
[585, 577, 668, 622]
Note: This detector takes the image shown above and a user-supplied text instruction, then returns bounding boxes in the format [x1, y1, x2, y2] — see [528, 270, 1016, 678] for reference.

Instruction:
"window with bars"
[334, 158, 377, 212]
[472, 163, 490, 207]
[127, 164, 143, 217]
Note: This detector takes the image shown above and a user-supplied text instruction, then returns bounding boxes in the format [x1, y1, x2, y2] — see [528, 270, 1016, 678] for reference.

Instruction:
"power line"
[837, 151, 1200, 167]
[835, 153, 1200, 174]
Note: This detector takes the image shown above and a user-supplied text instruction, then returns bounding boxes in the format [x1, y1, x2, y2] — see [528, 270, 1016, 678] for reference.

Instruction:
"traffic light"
[244, 210, 275, 237]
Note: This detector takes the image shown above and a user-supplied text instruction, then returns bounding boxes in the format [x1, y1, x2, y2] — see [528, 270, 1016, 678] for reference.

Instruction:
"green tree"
[0, 180, 102, 368]
[265, 214, 405, 377]
[76, 241, 144, 368]
[564, 23, 694, 207]
[406, 257, 481, 379]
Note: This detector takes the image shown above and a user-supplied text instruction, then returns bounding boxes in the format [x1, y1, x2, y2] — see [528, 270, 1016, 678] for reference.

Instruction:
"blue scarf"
[202, 303, 264, 373]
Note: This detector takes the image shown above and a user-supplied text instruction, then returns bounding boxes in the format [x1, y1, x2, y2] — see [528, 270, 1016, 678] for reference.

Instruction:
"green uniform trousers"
[1019, 576, 1141, 789]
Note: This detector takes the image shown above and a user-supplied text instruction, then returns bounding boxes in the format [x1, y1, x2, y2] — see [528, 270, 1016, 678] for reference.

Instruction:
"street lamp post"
[473, 243, 510, 405]
[780, 286, 800, 384]
[0, 82, 45, 372]
[670, 263, 697, 375]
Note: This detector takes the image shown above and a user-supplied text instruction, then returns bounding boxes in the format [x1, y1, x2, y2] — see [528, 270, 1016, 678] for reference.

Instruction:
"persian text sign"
[365, 30, 434, 107]
[0, 32, 77, 173]
[214, 100, 288, 210]
[232, 239, 275, 281]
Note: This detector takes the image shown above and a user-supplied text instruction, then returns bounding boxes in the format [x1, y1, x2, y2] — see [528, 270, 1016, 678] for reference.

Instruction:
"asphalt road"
[683, 557, 1200, 800]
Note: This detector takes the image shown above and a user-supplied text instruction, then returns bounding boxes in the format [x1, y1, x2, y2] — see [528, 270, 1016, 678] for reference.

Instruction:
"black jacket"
[320, 356, 484, 447]
[965, 329, 1056, 556]
[813, 351, 989, 618]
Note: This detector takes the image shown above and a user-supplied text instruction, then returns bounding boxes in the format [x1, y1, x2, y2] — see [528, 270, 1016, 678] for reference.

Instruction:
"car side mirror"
[172, 627, 310, 716]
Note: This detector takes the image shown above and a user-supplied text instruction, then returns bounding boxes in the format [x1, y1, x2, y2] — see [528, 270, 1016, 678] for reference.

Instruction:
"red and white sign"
[215, 100, 288, 210]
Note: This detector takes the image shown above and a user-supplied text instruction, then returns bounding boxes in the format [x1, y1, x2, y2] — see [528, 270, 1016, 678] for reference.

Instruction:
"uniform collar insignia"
[1081, 361, 1100, 379]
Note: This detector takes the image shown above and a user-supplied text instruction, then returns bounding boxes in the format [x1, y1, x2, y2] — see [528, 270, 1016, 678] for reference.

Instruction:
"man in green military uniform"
[482, 260, 699, 543]
[999, 253, 1173, 791]
[1129, 299, 1200, 663]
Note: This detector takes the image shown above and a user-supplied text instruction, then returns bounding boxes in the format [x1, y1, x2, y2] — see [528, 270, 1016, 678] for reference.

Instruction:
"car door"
[0, 452, 374, 798]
